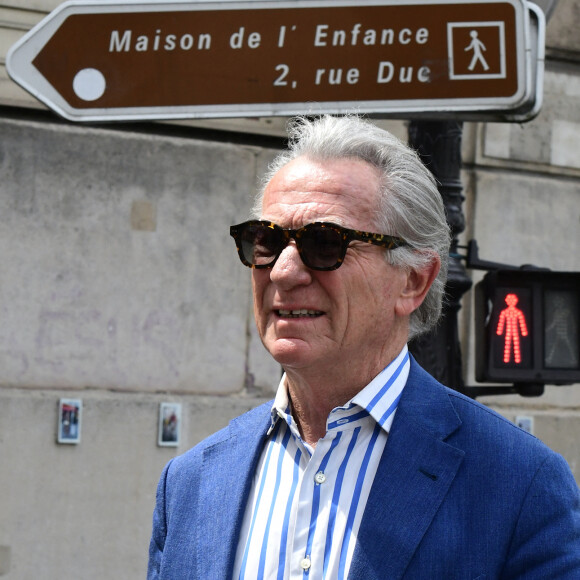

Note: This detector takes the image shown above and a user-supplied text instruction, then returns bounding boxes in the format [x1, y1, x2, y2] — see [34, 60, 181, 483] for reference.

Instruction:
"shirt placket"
[287, 410, 356, 579]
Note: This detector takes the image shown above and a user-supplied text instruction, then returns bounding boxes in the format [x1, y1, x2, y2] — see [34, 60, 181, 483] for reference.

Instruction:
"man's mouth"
[276, 309, 324, 318]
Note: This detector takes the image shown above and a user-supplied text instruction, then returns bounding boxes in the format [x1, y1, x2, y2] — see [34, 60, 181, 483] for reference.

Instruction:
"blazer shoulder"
[404, 359, 559, 467]
[446, 387, 544, 448]
[168, 399, 272, 474]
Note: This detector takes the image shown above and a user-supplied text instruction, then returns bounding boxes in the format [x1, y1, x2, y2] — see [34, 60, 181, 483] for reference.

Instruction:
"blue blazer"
[148, 359, 580, 579]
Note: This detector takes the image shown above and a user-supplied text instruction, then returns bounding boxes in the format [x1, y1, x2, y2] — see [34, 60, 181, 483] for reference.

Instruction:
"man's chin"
[266, 337, 316, 368]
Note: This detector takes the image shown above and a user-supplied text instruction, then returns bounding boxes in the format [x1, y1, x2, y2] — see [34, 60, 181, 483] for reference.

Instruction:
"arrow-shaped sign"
[7, 0, 543, 122]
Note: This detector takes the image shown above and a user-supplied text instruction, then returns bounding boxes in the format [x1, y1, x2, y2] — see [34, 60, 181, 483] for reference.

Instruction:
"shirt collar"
[268, 345, 410, 436]
[351, 345, 409, 432]
[269, 379, 293, 435]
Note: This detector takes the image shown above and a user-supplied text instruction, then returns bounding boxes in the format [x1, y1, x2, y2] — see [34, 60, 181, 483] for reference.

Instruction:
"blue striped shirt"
[233, 347, 410, 580]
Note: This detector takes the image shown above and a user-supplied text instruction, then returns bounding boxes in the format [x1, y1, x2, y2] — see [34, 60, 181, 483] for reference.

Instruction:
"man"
[148, 115, 580, 579]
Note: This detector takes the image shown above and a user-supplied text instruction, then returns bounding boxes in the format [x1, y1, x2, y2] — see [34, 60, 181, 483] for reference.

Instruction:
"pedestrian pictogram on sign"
[448, 21, 506, 80]
[466, 30, 489, 71]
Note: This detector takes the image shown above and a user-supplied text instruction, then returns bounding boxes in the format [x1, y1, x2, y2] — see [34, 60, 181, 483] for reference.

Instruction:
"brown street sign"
[6, 0, 542, 122]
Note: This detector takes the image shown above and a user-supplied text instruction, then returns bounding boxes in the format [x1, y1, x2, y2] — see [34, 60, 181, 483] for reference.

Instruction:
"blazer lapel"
[195, 404, 271, 580]
[349, 360, 465, 580]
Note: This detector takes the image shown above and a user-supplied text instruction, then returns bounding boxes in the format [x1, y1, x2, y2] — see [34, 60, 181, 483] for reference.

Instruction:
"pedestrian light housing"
[475, 270, 580, 385]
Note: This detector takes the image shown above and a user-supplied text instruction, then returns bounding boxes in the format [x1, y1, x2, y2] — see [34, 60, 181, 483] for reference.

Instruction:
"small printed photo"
[158, 402, 181, 447]
[58, 399, 82, 444]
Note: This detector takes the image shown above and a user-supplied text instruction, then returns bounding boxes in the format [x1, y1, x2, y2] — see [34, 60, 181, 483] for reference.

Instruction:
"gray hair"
[253, 115, 450, 338]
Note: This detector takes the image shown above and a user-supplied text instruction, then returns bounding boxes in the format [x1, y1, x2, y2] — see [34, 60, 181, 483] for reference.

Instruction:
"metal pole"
[407, 120, 472, 392]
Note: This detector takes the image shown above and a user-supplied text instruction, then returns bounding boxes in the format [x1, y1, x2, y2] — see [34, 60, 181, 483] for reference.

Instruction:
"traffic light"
[475, 270, 580, 385]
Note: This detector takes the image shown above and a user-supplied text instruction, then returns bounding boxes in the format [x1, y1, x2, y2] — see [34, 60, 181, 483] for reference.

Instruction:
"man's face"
[252, 156, 414, 375]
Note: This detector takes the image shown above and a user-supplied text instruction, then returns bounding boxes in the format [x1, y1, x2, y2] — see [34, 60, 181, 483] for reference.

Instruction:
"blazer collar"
[349, 358, 465, 580]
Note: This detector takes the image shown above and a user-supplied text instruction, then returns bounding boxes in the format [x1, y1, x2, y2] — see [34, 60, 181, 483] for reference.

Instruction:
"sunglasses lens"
[301, 225, 343, 269]
[240, 223, 284, 267]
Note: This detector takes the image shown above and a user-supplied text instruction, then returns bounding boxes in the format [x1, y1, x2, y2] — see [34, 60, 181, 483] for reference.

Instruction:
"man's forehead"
[260, 199, 350, 228]
[268, 156, 380, 189]
[261, 157, 381, 226]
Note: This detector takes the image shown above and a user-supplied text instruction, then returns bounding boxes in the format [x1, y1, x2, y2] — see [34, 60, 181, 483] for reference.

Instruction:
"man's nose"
[270, 241, 312, 287]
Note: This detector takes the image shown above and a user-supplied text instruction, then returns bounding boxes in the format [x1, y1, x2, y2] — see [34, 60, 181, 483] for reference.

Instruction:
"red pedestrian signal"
[496, 293, 528, 364]
[475, 270, 580, 385]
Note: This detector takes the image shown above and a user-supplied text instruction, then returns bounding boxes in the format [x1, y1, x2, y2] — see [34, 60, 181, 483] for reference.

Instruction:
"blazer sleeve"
[147, 459, 172, 580]
[501, 451, 580, 579]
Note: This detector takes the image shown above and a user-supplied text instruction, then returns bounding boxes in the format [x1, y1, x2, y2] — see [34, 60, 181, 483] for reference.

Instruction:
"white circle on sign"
[72, 68, 106, 101]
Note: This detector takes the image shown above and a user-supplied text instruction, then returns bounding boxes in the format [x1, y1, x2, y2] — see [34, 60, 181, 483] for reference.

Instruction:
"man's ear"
[395, 253, 441, 317]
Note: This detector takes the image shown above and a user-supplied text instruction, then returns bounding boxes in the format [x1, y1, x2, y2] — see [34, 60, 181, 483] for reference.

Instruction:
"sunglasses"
[229, 220, 408, 271]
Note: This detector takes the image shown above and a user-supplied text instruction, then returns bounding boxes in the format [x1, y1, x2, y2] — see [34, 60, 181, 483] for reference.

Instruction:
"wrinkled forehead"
[261, 157, 382, 230]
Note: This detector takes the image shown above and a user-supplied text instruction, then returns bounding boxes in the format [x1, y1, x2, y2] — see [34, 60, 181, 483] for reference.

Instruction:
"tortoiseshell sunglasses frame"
[229, 220, 408, 271]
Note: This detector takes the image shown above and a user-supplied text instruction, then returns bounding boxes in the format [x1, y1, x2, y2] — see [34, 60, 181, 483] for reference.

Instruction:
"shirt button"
[314, 471, 326, 484]
[301, 556, 311, 570]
